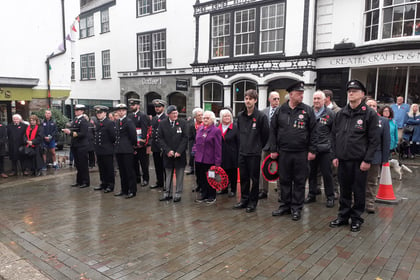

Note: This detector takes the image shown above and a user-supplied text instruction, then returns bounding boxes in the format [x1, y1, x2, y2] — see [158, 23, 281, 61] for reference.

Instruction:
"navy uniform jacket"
[332, 102, 379, 163]
[70, 116, 89, 148]
[114, 116, 137, 154]
[371, 116, 390, 165]
[128, 110, 149, 147]
[313, 106, 335, 154]
[269, 101, 317, 153]
[151, 113, 167, 153]
[158, 118, 188, 169]
[94, 117, 116, 155]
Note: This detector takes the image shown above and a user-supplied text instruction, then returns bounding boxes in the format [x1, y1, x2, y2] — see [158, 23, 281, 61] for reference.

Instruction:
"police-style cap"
[128, 98, 141, 105]
[74, 104, 86, 110]
[152, 99, 167, 107]
[115, 103, 128, 110]
[286, 81, 305, 92]
[94, 105, 109, 113]
[166, 105, 177, 114]
[346, 80, 366, 93]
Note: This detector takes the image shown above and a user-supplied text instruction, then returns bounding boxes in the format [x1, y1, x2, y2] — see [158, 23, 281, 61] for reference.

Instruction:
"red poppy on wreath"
[326, 115, 330, 119]
[362, 106, 366, 111]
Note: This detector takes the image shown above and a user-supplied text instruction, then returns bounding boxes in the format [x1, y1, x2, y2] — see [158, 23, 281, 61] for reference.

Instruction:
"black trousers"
[116, 153, 137, 195]
[308, 152, 334, 199]
[152, 151, 165, 187]
[97, 154, 115, 189]
[195, 162, 216, 199]
[134, 147, 149, 182]
[239, 155, 261, 206]
[225, 167, 238, 193]
[71, 146, 90, 185]
[278, 151, 308, 211]
[337, 160, 367, 223]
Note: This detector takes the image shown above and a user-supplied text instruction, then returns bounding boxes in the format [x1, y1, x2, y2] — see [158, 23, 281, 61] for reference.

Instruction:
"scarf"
[26, 125, 38, 147]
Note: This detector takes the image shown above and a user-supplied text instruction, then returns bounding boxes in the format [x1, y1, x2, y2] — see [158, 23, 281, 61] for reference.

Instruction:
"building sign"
[317, 50, 420, 69]
[176, 79, 189, 91]
[141, 78, 161, 85]
[194, 0, 262, 15]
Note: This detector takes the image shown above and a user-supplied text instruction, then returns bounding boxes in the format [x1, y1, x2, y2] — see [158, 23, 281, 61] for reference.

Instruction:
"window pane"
[392, 21, 403, 37]
[383, 8, 393, 23]
[377, 67, 407, 103]
[408, 67, 420, 104]
[393, 6, 404, 21]
[383, 23, 392, 38]
[403, 20, 414, 35]
[384, 0, 393, 6]
[405, 4, 415, 19]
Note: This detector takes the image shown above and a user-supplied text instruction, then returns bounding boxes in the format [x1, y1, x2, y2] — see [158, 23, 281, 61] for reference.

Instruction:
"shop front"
[317, 49, 420, 106]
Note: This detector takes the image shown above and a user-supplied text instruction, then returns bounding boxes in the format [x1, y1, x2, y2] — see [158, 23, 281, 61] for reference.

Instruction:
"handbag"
[403, 125, 414, 134]
[19, 146, 36, 157]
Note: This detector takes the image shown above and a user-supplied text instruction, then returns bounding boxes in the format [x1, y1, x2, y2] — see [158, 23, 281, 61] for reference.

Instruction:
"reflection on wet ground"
[0, 164, 419, 279]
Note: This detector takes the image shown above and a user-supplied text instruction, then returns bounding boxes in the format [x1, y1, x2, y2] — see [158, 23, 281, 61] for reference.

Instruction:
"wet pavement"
[0, 154, 419, 280]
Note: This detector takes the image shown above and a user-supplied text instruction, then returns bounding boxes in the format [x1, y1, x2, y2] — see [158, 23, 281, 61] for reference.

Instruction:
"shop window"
[232, 80, 257, 116]
[377, 67, 407, 103]
[202, 82, 224, 116]
[364, 0, 420, 41]
[168, 92, 186, 119]
[408, 66, 420, 104]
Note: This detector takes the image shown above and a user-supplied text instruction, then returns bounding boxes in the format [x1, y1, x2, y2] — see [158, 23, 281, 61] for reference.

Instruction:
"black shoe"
[173, 197, 181, 203]
[136, 177, 141, 183]
[94, 186, 104, 191]
[159, 196, 172, 201]
[304, 196, 316, 204]
[114, 192, 125, 196]
[228, 192, 236, 198]
[70, 183, 80, 187]
[350, 222, 362, 232]
[79, 184, 89, 188]
[246, 205, 256, 213]
[126, 193, 136, 199]
[141, 181, 148, 187]
[272, 208, 291, 216]
[233, 202, 247, 209]
[329, 218, 349, 228]
[218, 189, 228, 195]
[104, 188, 113, 193]
[150, 184, 161, 189]
[326, 199, 334, 208]
[291, 210, 301, 221]
[192, 187, 200, 193]
[258, 192, 268, 199]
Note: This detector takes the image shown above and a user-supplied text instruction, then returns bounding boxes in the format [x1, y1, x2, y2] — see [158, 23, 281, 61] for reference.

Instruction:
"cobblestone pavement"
[0, 157, 419, 280]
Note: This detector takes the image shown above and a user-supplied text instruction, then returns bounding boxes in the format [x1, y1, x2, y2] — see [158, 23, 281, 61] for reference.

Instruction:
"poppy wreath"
[206, 166, 229, 191]
[261, 155, 280, 182]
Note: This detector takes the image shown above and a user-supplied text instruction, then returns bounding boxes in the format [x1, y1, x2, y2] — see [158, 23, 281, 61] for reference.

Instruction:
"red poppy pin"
[120, 121, 122, 126]
[302, 110, 306, 114]
[362, 106, 366, 111]
[176, 122, 179, 126]
[100, 123, 103, 126]
[253, 118, 256, 122]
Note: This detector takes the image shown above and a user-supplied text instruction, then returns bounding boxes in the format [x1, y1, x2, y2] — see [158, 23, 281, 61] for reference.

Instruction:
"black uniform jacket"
[94, 117, 116, 155]
[220, 122, 240, 170]
[114, 116, 137, 154]
[0, 124, 7, 156]
[151, 113, 167, 153]
[313, 106, 335, 154]
[128, 110, 149, 147]
[237, 108, 269, 156]
[269, 101, 317, 153]
[158, 118, 188, 169]
[70, 116, 89, 148]
[7, 122, 28, 160]
[332, 102, 379, 163]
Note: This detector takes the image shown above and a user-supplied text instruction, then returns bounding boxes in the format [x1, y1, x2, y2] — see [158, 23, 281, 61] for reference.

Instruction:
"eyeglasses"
[273, 98, 280, 100]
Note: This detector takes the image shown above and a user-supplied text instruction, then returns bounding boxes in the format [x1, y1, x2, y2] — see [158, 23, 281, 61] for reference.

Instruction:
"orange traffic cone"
[375, 162, 400, 204]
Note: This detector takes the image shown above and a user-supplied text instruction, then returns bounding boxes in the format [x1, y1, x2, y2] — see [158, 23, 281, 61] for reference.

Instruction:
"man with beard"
[150, 99, 167, 189]
[128, 98, 150, 186]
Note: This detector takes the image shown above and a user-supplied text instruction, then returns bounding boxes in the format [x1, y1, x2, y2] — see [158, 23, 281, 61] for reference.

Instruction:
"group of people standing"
[0, 110, 59, 178]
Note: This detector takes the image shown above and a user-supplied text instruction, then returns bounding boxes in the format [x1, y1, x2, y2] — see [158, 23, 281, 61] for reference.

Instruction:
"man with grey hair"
[259, 91, 280, 199]
[304, 90, 335, 208]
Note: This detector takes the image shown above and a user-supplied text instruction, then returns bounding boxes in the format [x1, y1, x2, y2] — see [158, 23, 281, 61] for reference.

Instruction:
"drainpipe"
[46, 0, 67, 109]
